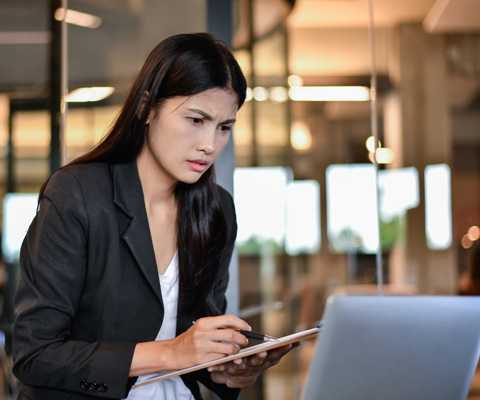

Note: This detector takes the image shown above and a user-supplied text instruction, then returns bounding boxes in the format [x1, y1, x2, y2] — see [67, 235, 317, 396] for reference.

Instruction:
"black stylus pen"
[192, 321, 278, 342]
[239, 330, 278, 342]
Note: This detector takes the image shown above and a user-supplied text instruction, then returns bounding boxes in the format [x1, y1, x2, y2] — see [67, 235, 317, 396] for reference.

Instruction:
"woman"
[13, 33, 292, 400]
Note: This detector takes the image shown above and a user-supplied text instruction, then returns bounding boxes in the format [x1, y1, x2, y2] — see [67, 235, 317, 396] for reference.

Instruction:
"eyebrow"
[188, 108, 236, 125]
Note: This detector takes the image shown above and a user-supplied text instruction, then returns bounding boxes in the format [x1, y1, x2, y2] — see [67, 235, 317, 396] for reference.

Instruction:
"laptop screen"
[302, 295, 480, 400]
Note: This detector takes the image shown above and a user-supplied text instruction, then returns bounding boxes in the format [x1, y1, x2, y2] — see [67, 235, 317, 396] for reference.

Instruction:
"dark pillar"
[49, 0, 63, 173]
[207, 0, 240, 309]
[7, 103, 15, 193]
[207, 0, 236, 195]
[247, 0, 258, 167]
[207, 0, 233, 46]
[207, 2, 241, 399]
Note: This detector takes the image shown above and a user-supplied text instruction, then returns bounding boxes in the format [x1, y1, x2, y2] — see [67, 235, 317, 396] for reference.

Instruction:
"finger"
[198, 314, 251, 331]
[208, 363, 228, 372]
[209, 340, 243, 356]
[189, 323, 249, 348]
[193, 317, 250, 347]
[186, 338, 242, 359]
[248, 351, 268, 366]
[219, 360, 249, 374]
[210, 330, 249, 347]
[266, 344, 293, 359]
[210, 371, 227, 385]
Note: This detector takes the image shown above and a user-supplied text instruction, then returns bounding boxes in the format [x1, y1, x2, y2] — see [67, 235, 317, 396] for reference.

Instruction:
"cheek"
[154, 130, 185, 154]
[216, 134, 230, 155]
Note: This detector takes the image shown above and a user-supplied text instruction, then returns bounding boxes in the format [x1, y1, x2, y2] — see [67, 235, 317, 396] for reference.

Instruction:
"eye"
[219, 125, 232, 133]
[189, 117, 203, 125]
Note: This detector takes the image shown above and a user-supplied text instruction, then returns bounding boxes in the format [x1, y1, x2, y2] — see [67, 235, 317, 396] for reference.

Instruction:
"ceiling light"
[269, 87, 289, 103]
[289, 86, 370, 102]
[365, 136, 382, 153]
[253, 87, 268, 101]
[65, 87, 114, 102]
[245, 87, 253, 102]
[462, 234, 473, 249]
[375, 148, 395, 164]
[55, 8, 102, 29]
[467, 226, 480, 241]
[288, 75, 303, 87]
[291, 121, 312, 151]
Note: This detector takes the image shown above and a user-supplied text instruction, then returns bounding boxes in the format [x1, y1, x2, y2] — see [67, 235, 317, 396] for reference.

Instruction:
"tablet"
[132, 326, 320, 388]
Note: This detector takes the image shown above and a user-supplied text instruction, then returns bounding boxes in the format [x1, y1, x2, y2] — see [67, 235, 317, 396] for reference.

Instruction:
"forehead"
[163, 88, 239, 114]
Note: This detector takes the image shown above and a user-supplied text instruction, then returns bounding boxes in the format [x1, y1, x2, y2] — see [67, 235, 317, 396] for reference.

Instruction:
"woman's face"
[140, 87, 238, 185]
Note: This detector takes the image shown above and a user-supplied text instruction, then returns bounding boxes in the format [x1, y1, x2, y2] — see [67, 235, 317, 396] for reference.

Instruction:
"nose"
[197, 129, 216, 154]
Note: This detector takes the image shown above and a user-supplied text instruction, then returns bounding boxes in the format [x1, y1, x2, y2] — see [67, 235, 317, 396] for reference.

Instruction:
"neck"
[136, 154, 177, 208]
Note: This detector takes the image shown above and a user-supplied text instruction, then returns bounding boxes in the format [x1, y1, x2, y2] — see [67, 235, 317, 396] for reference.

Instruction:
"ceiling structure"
[288, 0, 480, 73]
[288, 0, 480, 32]
[287, 0, 437, 77]
[0, 0, 479, 108]
[285, 0, 480, 112]
[289, 0, 437, 29]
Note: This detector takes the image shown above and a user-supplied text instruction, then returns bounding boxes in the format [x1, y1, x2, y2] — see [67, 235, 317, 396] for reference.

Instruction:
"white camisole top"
[124, 252, 194, 400]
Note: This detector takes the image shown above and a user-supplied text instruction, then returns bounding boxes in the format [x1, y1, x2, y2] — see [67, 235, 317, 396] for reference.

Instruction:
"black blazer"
[12, 159, 239, 400]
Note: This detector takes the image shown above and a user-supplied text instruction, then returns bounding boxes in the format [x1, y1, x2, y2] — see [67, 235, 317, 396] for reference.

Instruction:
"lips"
[187, 159, 208, 173]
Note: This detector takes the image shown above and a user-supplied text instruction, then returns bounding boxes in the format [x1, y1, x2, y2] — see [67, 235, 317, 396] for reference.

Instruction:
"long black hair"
[40, 33, 247, 316]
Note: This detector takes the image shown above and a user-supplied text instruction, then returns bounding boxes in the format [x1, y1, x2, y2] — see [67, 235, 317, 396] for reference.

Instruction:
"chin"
[179, 174, 204, 185]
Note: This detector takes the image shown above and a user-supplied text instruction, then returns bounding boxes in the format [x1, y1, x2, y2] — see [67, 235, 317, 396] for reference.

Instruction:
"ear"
[137, 90, 151, 123]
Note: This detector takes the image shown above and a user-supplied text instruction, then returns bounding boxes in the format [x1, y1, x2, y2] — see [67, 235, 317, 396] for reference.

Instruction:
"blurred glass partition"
[1, 193, 37, 265]
[234, 167, 290, 254]
[285, 180, 321, 256]
[425, 164, 452, 250]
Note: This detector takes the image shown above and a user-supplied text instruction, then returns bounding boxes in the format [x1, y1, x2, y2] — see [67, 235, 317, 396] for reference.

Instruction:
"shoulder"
[49, 162, 111, 185]
[41, 162, 114, 217]
[45, 162, 112, 197]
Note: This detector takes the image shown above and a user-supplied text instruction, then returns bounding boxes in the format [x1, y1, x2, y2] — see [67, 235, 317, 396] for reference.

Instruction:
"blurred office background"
[0, 0, 480, 398]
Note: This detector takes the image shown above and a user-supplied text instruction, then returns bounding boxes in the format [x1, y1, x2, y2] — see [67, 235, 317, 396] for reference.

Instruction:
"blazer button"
[98, 382, 108, 393]
[80, 380, 88, 390]
[88, 381, 98, 391]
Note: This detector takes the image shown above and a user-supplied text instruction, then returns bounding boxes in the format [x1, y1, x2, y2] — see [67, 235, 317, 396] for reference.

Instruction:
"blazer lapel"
[112, 160, 163, 304]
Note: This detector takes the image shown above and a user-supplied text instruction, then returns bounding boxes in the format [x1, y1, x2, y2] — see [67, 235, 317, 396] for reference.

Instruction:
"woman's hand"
[207, 343, 298, 388]
[130, 314, 251, 376]
[170, 314, 250, 369]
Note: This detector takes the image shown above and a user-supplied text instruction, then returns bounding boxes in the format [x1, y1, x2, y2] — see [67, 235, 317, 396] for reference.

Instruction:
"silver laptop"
[302, 295, 480, 400]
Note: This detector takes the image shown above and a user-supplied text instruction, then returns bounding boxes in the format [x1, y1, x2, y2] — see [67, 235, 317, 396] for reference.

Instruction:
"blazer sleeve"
[12, 169, 136, 399]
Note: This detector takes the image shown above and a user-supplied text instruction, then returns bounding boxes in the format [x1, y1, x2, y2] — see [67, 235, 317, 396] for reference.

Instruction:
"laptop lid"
[302, 295, 480, 400]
